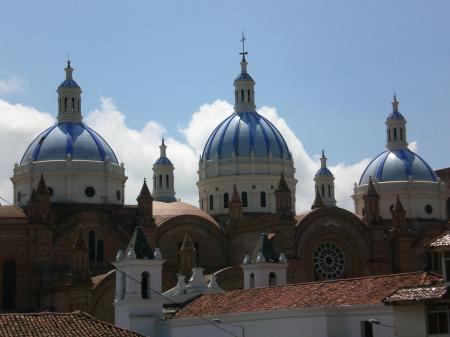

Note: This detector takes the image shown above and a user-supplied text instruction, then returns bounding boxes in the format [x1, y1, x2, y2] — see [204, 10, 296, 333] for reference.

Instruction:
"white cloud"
[409, 140, 419, 152]
[0, 99, 53, 202]
[0, 96, 368, 212]
[0, 75, 25, 95]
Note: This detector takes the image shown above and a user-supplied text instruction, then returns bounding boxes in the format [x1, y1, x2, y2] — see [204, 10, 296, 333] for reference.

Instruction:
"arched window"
[71, 97, 75, 112]
[88, 231, 96, 263]
[64, 97, 68, 112]
[241, 192, 248, 207]
[121, 272, 126, 299]
[166, 175, 169, 188]
[269, 272, 277, 286]
[241, 89, 244, 102]
[321, 185, 325, 198]
[328, 185, 331, 198]
[97, 240, 104, 263]
[194, 242, 200, 266]
[400, 128, 403, 140]
[159, 175, 162, 189]
[249, 273, 255, 289]
[2, 260, 16, 309]
[224, 193, 229, 208]
[260, 192, 267, 207]
[141, 272, 150, 299]
[247, 89, 251, 102]
[209, 195, 214, 210]
[387, 129, 391, 141]
[393, 128, 397, 140]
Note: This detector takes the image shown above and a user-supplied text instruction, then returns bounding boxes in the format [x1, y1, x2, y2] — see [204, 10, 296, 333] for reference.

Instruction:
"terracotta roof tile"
[153, 201, 220, 228]
[175, 272, 440, 318]
[428, 232, 450, 248]
[0, 311, 143, 337]
[0, 205, 27, 219]
[384, 285, 449, 304]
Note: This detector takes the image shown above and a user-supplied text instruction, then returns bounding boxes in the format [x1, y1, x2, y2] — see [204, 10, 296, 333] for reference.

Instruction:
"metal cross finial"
[67, 50, 71, 68]
[240, 31, 248, 59]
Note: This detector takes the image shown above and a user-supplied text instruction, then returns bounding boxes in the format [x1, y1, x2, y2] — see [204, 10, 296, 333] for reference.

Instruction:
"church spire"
[234, 32, 256, 113]
[385, 95, 408, 151]
[57, 60, 82, 123]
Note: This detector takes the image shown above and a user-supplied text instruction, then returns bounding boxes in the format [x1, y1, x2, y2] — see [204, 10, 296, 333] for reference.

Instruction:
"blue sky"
[1, 0, 450, 170]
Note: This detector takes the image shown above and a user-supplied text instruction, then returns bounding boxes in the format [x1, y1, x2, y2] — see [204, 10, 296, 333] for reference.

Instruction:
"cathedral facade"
[0, 49, 448, 323]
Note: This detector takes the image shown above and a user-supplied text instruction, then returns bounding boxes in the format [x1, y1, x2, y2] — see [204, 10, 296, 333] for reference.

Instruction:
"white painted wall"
[158, 305, 395, 337]
[353, 179, 448, 220]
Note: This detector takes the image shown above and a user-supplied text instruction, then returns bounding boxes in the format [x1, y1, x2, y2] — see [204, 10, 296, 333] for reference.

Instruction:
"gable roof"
[384, 285, 449, 304]
[428, 232, 450, 248]
[175, 271, 440, 318]
[0, 311, 144, 337]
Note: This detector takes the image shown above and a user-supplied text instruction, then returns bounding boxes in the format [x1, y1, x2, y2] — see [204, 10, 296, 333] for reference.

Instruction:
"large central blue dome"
[201, 111, 291, 161]
[359, 149, 437, 185]
[21, 122, 118, 164]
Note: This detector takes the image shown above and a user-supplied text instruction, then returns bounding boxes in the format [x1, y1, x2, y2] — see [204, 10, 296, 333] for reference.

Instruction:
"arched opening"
[88, 231, 96, 263]
[400, 128, 403, 140]
[393, 128, 397, 140]
[2, 260, 16, 309]
[97, 240, 104, 263]
[241, 192, 248, 207]
[387, 129, 391, 141]
[159, 175, 162, 189]
[71, 97, 75, 112]
[260, 191, 267, 207]
[224, 193, 229, 208]
[166, 174, 169, 188]
[321, 185, 325, 198]
[249, 273, 255, 289]
[121, 272, 126, 299]
[141, 272, 150, 299]
[78, 99, 81, 113]
[269, 272, 277, 287]
[247, 89, 251, 102]
[241, 89, 244, 102]
[328, 185, 331, 198]
[209, 195, 214, 210]
[64, 97, 68, 112]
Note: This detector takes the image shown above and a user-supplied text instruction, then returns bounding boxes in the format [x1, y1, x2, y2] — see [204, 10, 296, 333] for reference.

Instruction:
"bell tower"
[57, 60, 82, 123]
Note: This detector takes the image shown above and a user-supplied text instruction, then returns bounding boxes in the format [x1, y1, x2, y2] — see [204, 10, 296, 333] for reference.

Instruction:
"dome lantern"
[57, 60, 82, 123]
[385, 95, 408, 151]
[234, 32, 256, 113]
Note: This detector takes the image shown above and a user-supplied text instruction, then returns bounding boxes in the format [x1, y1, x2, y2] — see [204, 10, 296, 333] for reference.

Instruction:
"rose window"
[314, 243, 345, 280]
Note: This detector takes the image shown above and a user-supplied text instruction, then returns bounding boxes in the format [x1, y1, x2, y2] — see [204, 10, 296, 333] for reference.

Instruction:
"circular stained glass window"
[85, 186, 95, 198]
[314, 243, 345, 280]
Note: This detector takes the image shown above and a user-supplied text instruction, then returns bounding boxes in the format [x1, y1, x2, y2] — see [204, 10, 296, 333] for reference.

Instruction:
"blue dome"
[202, 112, 291, 161]
[59, 79, 80, 88]
[21, 123, 118, 164]
[315, 167, 333, 177]
[154, 157, 173, 165]
[359, 149, 437, 185]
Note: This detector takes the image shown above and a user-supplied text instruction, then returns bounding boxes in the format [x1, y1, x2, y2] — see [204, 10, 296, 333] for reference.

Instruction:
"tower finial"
[240, 31, 248, 62]
[392, 94, 399, 113]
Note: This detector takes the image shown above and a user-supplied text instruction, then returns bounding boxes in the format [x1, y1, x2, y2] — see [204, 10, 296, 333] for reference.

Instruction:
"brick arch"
[295, 208, 371, 282]
[156, 215, 226, 288]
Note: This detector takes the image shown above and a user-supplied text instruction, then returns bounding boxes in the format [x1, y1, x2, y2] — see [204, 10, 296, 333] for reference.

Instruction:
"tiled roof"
[0, 205, 27, 218]
[428, 232, 450, 248]
[384, 285, 448, 304]
[153, 201, 220, 229]
[0, 311, 144, 337]
[175, 272, 440, 318]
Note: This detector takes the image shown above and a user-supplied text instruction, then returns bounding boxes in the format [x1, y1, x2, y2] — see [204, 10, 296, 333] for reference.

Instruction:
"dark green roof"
[126, 227, 154, 259]
[250, 233, 279, 263]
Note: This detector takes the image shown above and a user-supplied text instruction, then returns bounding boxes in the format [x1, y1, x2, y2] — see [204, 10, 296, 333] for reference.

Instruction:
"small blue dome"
[154, 157, 173, 165]
[359, 149, 437, 185]
[387, 111, 405, 120]
[21, 123, 118, 164]
[202, 112, 291, 161]
[315, 167, 333, 177]
[59, 79, 80, 88]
